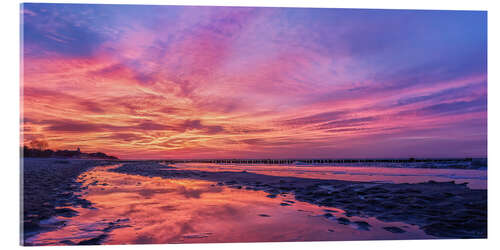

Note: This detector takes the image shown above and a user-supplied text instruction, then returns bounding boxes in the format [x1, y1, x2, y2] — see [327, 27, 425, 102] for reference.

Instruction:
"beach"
[22, 158, 487, 245]
[19, 3, 488, 247]
[21, 158, 117, 241]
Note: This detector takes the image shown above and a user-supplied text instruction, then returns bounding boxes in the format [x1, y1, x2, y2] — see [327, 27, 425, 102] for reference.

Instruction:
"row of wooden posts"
[166, 158, 473, 164]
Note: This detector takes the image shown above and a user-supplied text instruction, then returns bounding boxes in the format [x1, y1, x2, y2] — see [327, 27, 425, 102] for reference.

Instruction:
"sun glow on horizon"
[21, 4, 487, 160]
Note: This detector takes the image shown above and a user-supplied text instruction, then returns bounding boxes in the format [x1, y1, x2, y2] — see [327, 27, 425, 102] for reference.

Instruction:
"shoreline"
[118, 158, 488, 170]
[111, 162, 487, 239]
[22, 158, 487, 245]
[21, 158, 117, 245]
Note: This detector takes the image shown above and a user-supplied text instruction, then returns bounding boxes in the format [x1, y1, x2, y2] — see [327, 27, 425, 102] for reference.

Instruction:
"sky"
[21, 4, 487, 160]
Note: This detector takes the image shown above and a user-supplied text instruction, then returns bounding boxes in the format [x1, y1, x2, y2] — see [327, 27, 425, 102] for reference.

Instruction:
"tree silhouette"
[29, 139, 48, 151]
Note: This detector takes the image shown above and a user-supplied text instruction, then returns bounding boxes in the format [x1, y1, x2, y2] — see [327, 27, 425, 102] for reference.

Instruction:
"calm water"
[173, 163, 487, 189]
[26, 164, 437, 245]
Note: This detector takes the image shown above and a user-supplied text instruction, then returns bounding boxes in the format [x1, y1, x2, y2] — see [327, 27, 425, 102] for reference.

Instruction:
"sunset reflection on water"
[172, 163, 487, 189]
[27, 164, 434, 245]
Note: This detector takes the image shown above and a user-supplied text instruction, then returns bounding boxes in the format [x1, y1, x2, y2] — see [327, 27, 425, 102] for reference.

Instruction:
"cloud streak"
[21, 4, 487, 159]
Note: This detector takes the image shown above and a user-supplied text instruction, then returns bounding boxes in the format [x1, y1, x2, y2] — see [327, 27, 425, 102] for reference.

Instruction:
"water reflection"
[27, 164, 434, 245]
[173, 163, 487, 189]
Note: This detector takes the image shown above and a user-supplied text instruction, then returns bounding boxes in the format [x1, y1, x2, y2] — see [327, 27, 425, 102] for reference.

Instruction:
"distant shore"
[21, 146, 118, 160]
[121, 158, 487, 170]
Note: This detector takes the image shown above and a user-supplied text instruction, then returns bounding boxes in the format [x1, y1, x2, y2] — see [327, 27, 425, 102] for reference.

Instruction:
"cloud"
[318, 117, 377, 130]
[282, 111, 347, 126]
[180, 120, 225, 135]
[21, 5, 487, 159]
[23, 13, 106, 57]
[38, 119, 176, 133]
[44, 119, 109, 132]
[23, 87, 108, 114]
[134, 120, 175, 131]
[39, 118, 227, 136]
[325, 128, 367, 133]
[396, 82, 485, 106]
[78, 100, 106, 113]
[105, 133, 145, 141]
[404, 95, 487, 116]
[87, 63, 129, 78]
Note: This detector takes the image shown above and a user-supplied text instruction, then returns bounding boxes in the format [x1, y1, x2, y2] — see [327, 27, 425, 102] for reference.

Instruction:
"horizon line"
[118, 157, 487, 161]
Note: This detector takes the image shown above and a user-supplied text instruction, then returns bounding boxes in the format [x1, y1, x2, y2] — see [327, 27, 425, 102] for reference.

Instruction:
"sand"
[111, 162, 487, 239]
[21, 158, 117, 244]
[22, 159, 486, 245]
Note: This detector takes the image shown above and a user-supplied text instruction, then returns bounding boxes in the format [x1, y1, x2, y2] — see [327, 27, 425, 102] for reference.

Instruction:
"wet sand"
[111, 162, 487, 239]
[21, 158, 117, 243]
[25, 164, 434, 245]
[172, 162, 487, 189]
[22, 159, 486, 245]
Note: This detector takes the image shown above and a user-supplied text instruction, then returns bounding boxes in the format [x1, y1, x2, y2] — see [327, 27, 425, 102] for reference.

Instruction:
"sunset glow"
[21, 4, 487, 159]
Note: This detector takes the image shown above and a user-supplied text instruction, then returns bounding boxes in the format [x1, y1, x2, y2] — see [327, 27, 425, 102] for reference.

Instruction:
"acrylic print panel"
[20, 3, 487, 246]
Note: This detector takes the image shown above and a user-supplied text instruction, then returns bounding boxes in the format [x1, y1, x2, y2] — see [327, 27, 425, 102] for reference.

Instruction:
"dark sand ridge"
[110, 162, 487, 239]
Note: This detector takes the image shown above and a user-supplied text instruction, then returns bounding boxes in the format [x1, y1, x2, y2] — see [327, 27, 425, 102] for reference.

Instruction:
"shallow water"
[26, 164, 434, 245]
[172, 163, 487, 189]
